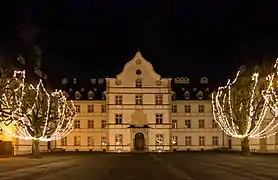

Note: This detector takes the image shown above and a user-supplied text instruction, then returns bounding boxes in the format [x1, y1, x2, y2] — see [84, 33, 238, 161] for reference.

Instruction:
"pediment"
[130, 109, 148, 125]
[116, 52, 161, 81]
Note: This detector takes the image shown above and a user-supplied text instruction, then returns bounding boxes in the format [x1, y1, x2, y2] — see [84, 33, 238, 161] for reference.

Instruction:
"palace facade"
[53, 52, 278, 153]
[2, 51, 278, 155]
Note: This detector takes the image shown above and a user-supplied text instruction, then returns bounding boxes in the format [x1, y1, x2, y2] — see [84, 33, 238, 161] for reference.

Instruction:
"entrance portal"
[134, 133, 145, 150]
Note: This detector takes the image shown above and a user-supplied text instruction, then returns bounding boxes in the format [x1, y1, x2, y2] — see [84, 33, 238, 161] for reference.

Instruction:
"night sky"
[12, 1, 278, 85]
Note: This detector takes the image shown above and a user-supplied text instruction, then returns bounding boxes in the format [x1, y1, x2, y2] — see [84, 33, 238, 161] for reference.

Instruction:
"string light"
[0, 70, 77, 142]
[212, 59, 278, 139]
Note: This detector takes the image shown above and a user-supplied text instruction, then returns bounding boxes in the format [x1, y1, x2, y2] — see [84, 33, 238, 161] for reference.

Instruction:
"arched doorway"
[134, 133, 145, 150]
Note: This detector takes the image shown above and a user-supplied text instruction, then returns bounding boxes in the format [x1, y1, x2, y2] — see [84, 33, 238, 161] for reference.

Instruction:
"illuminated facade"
[53, 52, 278, 153]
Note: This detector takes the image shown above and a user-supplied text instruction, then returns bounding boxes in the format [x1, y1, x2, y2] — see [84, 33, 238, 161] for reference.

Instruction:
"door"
[134, 133, 145, 150]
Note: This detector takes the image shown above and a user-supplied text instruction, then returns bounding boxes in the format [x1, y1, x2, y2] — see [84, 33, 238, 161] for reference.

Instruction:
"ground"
[0, 152, 278, 180]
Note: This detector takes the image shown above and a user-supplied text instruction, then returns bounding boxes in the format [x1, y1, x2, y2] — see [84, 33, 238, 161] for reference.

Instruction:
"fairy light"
[0, 70, 77, 142]
[212, 59, 278, 139]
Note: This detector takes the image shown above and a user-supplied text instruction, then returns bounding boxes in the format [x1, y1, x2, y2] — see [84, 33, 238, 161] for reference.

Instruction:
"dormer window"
[184, 91, 190, 99]
[73, 78, 77, 84]
[90, 78, 96, 84]
[135, 79, 142, 88]
[61, 78, 68, 84]
[197, 91, 204, 99]
[75, 91, 82, 99]
[193, 88, 197, 91]
[88, 91, 94, 100]
[172, 92, 176, 100]
[80, 88, 85, 92]
[69, 88, 73, 93]
[102, 92, 106, 100]
[200, 77, 208, 84]
[98, 78, 104, 84]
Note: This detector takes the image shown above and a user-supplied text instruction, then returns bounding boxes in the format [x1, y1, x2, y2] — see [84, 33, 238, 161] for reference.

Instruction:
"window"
[87, 136, 94, 146]
[155, 134, 163, 145]
[199, 136, 205, 146]
[101, 120, 107, 128]
[75, 105, 80, 113]
[135, 79, 142, 88]
[74, 136, 81, 146]
[184, 105, 191, 113]
[75, 91, 82, 99]
[185, 136, 191, 146]
[198, 119, 205, 128]
[74, 120, 80, 129]
[101, 105, 106, 113]
[155, 114, 163, 124]
[198, 105, 205, 113]
[184, 91, 190, 99]
[98, 78, 104, 84]
[155, 95, 163, 105]
[185, 120, 191, 128]
[88, 120, 94, 128]
[115, 134, 123, 145]
[212, 120, 218, 128]
[101, 136, 107, 146]
[172, 105, 177, 113]
[135, 95, 143, 105]
[115, 114, 123, 124]
[172, 136, 178, 145]
[172, 120, 177, 128]
[197, 91, 203, 99]
[61, 137, 67, 146]
[88, 91, 94, 99]
[87, 105, 94, 113]
[212, 136, 218, 146]
[115, 95, 123, 105]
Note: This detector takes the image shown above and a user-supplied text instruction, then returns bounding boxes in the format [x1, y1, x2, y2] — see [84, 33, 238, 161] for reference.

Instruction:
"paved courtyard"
[0, 152, 278, 180]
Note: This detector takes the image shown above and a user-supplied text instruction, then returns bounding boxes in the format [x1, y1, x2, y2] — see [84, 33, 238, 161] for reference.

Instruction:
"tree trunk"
[32, 139, 41, 158]
[241, 137, 251, 156]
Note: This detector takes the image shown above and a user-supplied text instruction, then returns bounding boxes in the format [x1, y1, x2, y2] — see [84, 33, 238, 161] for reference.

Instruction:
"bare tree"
[212, 60, 278, 155]
[0, 71, 76, 158]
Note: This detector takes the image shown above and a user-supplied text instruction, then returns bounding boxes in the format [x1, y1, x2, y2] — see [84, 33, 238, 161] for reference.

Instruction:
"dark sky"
[15, 1, 278, 84]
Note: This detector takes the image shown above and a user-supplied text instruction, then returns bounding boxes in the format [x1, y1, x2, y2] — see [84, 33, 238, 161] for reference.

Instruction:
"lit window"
[75, 91, 82, 99]
[155, 134, 163, 145]
[88, 91, 94, 99]
[98, 78, 104, 84]
[172, 136, 178, 145]
[115, 134, 123, 146]
[90, 78, 96, 84]
[101, 136, 107, 146]
[87, 136, 94, 146]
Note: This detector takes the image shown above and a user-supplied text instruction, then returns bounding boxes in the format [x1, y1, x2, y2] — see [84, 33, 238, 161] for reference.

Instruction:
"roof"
[59, 76, 213, 101]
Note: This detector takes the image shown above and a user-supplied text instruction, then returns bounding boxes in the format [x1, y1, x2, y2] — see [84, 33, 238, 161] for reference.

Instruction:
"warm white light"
[212, 59, 278, 139]
[0, 70, 77, 142]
